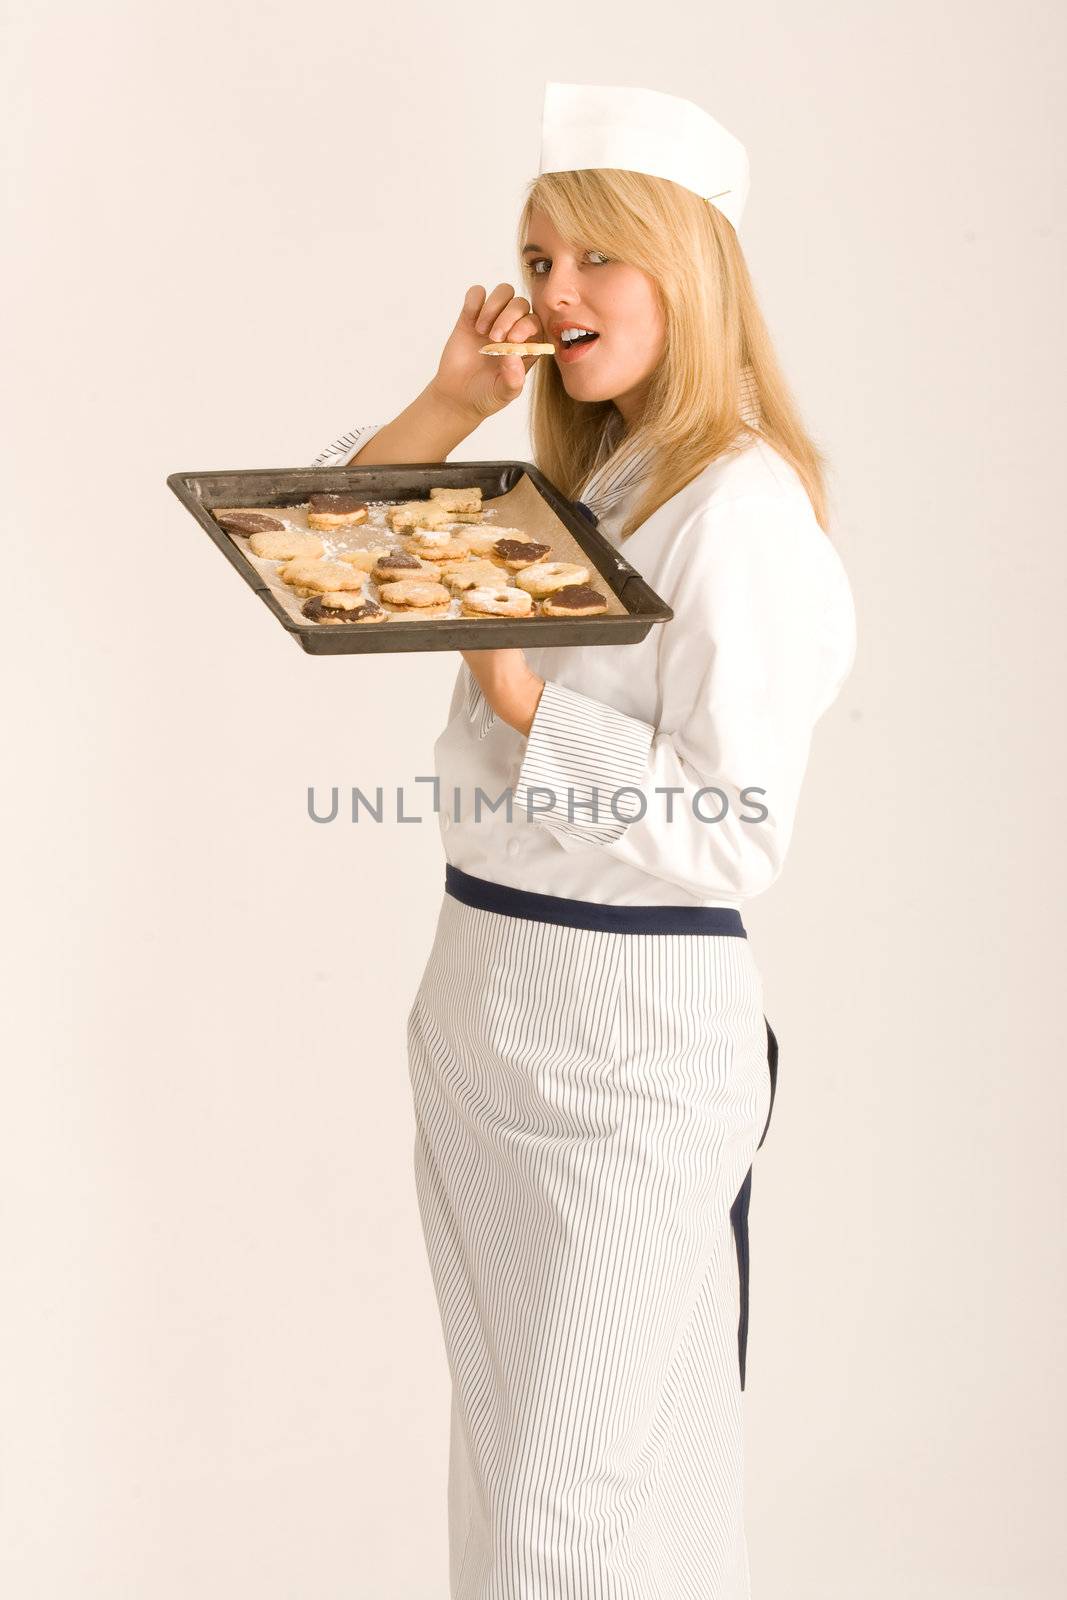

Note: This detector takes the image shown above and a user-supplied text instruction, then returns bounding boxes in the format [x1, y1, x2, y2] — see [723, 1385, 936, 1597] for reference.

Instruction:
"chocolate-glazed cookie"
[493, 538, 551, 569]
[539, 583, 609, 616]
[301, 593, 386, 625]
[215, 509, 287, 535]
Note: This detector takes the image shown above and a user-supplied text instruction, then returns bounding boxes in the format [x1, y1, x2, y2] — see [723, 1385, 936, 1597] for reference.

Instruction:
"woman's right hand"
[429, 283, 547, 423]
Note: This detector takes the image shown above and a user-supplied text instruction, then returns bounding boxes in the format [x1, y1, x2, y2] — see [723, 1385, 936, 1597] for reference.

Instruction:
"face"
[522, 207, 666, 422]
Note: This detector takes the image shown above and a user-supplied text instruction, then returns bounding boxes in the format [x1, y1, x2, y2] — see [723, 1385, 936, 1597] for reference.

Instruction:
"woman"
[313, 83, 856, 1600]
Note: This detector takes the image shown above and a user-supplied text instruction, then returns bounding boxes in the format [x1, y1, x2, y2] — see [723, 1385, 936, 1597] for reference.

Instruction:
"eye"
[525, 249, 611, 277]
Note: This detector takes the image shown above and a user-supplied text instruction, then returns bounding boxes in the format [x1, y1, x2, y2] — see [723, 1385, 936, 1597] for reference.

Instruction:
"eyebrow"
[521, 243, 545, 254]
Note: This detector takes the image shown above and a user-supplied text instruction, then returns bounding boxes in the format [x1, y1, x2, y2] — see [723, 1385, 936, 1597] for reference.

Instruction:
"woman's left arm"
[507, 493, 858, 902]
[459, 649, 545, 736]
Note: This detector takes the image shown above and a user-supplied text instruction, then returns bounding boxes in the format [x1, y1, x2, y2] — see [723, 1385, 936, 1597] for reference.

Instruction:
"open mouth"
[557, 328, 601, 362]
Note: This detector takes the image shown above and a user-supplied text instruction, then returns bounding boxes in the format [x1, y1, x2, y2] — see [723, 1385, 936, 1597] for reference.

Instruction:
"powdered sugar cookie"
[515, 561, 590, 597]
[404, 528, 471, 563]
[460, 586, 534, 618]
[386, 501, 451, 533]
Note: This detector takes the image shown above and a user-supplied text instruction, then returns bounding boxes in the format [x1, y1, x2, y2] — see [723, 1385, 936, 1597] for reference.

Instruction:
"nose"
[538, 259, 581, 312]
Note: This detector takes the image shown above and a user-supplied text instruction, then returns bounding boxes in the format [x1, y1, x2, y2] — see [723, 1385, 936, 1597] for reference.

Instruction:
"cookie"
[301, 593, 387, 625]
[279, 558, 365, 596]
[386, 501, 451, 533]
[441, 559, 510, 592]
[337, 545, 392, 571]
[460, 586, 534, 617]
[371, 552, 434, 582]
[464, 527, 514, 557]
[377, 579, 452, 611]
[429, 486, 483, 514]
[214, 509, 287, 535]
[306, 493, 370, 530]
[493, 537, 551, 570]
[479, 342, 555, 356]
[515, 560, 589, 597]
[403, 529, 471, 563]
[539, 584, 609, 615]
[248, 528, 325, 561]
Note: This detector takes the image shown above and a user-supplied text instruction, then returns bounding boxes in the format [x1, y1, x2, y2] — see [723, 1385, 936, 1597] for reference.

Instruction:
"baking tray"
[165, 461, 674, 656]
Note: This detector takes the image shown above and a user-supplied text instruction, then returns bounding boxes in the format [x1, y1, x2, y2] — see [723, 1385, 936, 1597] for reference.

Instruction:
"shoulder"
[650, 436, 832, 587]
[678, 435, 816, 530]
[652, 438, 857, 675]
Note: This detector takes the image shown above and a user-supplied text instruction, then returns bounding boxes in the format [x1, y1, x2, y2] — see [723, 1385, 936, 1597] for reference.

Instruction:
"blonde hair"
[517, 169, 831, 538]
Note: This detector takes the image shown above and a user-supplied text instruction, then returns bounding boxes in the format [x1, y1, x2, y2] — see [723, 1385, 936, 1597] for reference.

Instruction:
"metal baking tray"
[165, 460, 674, 656]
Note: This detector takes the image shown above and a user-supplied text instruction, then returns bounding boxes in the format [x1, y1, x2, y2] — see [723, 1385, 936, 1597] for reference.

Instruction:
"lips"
[556, 331, 600, 365]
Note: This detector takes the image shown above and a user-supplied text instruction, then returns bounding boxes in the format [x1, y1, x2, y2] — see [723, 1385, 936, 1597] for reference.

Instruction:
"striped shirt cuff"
[513, 678, 656, 846]
[308, 422, 383, 469]
[464, 665, 497, 740]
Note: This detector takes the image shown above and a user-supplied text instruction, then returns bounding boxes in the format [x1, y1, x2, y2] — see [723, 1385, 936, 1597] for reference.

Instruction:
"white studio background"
[3, 2, 1065, 1596]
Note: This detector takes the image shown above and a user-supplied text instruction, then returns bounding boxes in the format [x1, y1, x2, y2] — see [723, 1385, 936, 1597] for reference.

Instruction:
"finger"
[495, 353, 527, 394]
[474, 283, 519, 336]
[486, 296, 533, 344]
[497, 311, 543, 345]
[456, 284, 485, 330]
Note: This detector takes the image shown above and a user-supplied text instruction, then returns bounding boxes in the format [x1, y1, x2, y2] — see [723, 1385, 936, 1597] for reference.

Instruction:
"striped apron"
[406, 865, 779, 1599]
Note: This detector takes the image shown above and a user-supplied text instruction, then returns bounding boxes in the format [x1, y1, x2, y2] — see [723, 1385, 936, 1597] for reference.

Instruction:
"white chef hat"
[539, 81, 750, 231]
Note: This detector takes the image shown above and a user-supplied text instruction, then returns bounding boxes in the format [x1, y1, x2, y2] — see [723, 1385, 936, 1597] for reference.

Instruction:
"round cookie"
[248, 528, 325, 561]
[279, 558, 366, 597]
[460, 586, 534, 618]
[539, 583, 609, 616]
[515, 561, 589, 597]
[377, 579, 452, 612]
[302, 592, 387, 625]
[306, 493, 370, 531]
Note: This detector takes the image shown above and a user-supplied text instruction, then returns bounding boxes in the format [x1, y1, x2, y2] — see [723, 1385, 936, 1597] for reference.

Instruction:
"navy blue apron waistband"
[445, 864, 747, 937]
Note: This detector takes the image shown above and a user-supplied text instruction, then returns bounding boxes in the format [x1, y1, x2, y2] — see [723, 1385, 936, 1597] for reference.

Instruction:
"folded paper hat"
[539, 81, 749, 230]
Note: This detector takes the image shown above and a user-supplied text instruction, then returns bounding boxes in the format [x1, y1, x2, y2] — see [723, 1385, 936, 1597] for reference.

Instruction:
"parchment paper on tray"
[246, 473, 631, 628]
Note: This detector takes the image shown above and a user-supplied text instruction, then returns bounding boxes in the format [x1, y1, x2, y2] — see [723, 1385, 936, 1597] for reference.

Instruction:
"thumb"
[497, 353, 527, 396]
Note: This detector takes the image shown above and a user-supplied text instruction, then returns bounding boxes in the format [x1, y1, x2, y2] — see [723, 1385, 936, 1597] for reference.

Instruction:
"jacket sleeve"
[308, 421, 384, 468]
[512, 491, 857, 901]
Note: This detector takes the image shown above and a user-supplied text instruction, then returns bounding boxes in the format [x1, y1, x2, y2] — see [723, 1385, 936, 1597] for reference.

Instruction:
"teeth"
[561, 328, 596, 344]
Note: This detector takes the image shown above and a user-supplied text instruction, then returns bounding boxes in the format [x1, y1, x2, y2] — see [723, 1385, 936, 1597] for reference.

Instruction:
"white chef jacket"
[309, 415, 857, 909]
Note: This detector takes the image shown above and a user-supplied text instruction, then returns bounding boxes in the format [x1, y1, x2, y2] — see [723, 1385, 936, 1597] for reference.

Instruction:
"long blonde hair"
[518, 169, 831, 538]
